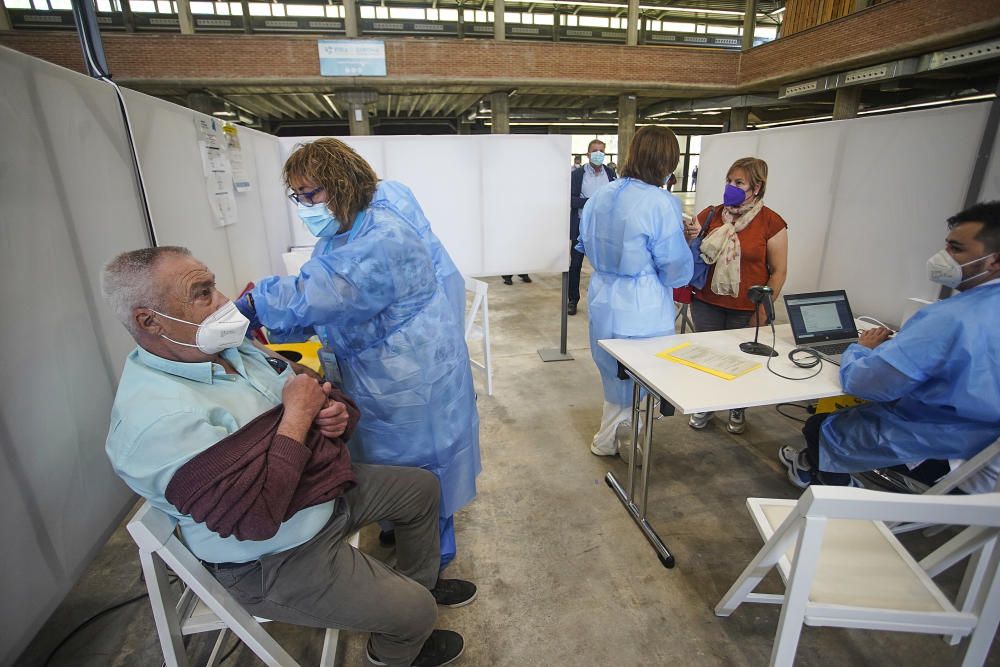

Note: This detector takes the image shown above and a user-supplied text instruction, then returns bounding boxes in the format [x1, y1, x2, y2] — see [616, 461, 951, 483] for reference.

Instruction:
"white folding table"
[598, 324, 846, 568]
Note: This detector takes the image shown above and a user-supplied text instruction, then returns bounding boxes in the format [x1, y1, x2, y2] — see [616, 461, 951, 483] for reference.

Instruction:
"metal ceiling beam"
[243, 94, 289, 119]
[269, 94, 308, 119]
[642, 93, 781, 116]
[285, 93, 319, 118]
[419, 94, 437, 116]
[305, 92, 335, 117]
[430, 94, 453, 116]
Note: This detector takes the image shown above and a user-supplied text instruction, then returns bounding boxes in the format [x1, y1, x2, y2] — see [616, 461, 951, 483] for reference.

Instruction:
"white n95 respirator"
[154, 301, 250, 354]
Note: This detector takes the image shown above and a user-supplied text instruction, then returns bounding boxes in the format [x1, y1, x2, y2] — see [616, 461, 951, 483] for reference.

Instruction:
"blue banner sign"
[318, 39, 387, 76]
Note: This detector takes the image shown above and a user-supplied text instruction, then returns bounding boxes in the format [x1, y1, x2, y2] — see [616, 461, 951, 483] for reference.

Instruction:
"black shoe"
[431, 578, 477, 608]
[367, 629, 465, 667]
[567, 301, 578, 316]
[378, 529, 396, 547]
[519, 274, 532, 283]
[501, 275, 513, 285]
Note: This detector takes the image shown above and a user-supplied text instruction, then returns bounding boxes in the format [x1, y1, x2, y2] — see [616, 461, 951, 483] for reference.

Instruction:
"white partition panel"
[696, 102, 993, 326]
[820, 105, 987, 321]
[0, 46, 150, 665]
[122, 89, 291, 297]
[279, 135, 571, 276]
[756, 124, 842, 292]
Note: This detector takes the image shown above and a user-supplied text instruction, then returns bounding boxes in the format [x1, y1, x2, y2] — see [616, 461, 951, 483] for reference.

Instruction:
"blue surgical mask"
[297, 202, 339, 237]
[589, 151, 606, 167]
[723, 183, 748, 207]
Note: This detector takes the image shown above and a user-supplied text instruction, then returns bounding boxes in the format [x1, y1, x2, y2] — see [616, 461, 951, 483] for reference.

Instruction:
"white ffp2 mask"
[926, 249, 994, 289]
[154, 301, 250, 354]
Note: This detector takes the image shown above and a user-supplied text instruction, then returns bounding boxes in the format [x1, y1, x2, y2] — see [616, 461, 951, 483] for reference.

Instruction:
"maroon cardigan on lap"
[165, 389, 360, 541]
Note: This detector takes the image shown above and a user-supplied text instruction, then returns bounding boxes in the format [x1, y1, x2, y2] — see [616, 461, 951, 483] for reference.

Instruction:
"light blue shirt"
[820, 280, 1000, 486]
[581, 162, 611, 198]
[105, 340, 335, 563]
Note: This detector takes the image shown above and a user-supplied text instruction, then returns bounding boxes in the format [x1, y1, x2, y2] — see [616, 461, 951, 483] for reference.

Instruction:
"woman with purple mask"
[683, 157, 789, 435]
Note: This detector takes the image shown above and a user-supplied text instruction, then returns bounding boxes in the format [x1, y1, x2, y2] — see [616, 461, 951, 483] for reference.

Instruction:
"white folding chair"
[716, 487, 1000, 667]
[127, 501, 358, 667]
[464, 276, 493, 396]
[890, 437, 1000, 535]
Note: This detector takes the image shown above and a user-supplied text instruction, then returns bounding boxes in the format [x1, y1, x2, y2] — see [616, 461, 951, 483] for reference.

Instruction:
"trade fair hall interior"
[2, 1, 1000, 666]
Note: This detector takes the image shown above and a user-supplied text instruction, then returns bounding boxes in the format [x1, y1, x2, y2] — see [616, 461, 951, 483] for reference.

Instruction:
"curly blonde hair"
[283, 138, 379, 230]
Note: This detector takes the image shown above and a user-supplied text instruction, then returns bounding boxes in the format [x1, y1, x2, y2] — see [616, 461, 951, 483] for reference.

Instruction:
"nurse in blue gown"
[576, 126, 693, 460]
[236, 138, 479, 569]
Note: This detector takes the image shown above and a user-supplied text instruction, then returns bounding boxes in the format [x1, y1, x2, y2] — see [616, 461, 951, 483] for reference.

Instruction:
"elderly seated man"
[780, 201, 1000, 491]
[102, 246, 474, 667]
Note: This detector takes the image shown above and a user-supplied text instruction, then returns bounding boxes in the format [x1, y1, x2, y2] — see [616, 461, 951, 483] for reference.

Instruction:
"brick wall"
[0, 33, 739, 90]
[740, 0, 1000, 88]
[2, 0, 998, 92]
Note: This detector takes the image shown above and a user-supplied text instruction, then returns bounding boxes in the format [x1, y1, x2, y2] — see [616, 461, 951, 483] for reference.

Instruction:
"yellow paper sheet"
[656, 342, 761, 381]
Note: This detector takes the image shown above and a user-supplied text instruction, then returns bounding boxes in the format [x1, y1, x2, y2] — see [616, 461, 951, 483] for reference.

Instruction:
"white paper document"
[657, 343, 761, 380]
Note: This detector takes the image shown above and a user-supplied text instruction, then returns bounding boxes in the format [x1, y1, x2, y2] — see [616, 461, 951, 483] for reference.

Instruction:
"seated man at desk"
[780, 201, 1000, 491]
[102, 247, 473, 667]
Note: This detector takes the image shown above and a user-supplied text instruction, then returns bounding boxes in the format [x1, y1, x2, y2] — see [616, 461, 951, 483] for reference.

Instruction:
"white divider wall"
[122, 89, 292, 297]
[278, 135, 572, 277]
[0, 46, 151, 665]
[696, 102, 995, 326]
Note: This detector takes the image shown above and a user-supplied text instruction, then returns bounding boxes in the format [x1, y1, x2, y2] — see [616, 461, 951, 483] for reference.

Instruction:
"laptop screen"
[784, 291, 857, 343]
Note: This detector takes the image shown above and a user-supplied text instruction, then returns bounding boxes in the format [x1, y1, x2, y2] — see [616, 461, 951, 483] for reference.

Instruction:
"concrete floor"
[17, 241, 1000, 666]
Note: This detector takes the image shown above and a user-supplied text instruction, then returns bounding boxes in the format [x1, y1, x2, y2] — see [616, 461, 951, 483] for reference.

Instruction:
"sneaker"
[519, 274, 532, 283]
[367, 629, 464, 667]
[615, 421, 643, 467]
[567, 301, 578, 316]
[778, 445, 813, 489]
[501, 275, 513, 285]
[727, 408, 746, 434]
[431, 578, 477, 608]
[688, 411, 713, 429]
[378, 529, 396, 547]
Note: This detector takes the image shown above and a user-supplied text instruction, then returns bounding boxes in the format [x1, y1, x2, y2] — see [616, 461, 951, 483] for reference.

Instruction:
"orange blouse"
[693, 204, 787, 312]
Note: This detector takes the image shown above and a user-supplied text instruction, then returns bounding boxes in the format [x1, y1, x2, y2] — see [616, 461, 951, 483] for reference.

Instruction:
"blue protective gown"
[820, 280, 1000, 473]
[576, 178, 694, 407]
[250, 182, 481, 532]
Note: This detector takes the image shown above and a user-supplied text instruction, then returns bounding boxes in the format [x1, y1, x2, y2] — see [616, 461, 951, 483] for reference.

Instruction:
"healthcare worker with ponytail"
[577, 125, 693, 461]
[235, 138, 479, 569]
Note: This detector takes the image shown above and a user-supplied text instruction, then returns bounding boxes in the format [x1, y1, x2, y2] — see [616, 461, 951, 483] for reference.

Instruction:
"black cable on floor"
[219, 636, 242, 663]
[43, 593, 149, 666]
[775, 402, 811, 423]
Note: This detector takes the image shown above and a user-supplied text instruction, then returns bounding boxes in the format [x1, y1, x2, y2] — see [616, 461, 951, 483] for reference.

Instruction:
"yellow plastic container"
[265, 341, 323, 375]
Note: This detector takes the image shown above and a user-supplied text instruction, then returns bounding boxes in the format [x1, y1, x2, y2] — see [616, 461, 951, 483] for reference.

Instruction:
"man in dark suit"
[569, 139, 617, 315]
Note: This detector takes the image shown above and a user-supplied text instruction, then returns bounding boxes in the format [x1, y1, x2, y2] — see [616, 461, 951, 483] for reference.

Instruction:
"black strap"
[697, 206, 718, 239]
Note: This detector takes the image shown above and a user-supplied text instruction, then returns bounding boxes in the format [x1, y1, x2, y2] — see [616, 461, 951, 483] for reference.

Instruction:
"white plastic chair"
[464, 276, 493, 396]
[127, 501, 357, 667]
[890, 437, 1000, 535]
[716, 486, 1000, 667]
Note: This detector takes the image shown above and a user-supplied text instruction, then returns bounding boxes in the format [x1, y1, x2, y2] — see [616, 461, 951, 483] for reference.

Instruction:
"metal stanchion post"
[538, 272, 574, 362]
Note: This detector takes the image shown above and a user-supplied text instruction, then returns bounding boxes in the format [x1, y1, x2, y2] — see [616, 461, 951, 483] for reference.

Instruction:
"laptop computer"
[783, 290, 859, 365]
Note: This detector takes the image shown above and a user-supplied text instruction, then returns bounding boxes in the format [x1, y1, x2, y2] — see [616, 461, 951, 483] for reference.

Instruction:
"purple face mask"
[723, 183, 748, 207]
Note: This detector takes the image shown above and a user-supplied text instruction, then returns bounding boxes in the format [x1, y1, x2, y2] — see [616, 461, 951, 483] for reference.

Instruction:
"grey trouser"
[690, 297, 754, 332]
[211, 464, 442, 666]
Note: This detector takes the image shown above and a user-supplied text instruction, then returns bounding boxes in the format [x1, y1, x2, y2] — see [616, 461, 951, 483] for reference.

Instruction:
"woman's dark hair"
[620, 126, 680, 187]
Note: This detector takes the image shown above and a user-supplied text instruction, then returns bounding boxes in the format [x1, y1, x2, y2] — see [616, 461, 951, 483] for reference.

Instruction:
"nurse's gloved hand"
[234, 294, 261, 331]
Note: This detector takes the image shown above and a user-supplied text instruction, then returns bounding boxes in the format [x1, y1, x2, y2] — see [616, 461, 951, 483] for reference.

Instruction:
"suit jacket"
[570, 164, 617, 241]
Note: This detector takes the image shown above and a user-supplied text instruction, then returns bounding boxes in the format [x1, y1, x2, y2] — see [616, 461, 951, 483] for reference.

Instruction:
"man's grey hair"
[101, 246, 191, 335]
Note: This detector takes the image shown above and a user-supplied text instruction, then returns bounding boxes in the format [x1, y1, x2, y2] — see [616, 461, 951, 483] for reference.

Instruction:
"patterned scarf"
[698, 199, 764, 298]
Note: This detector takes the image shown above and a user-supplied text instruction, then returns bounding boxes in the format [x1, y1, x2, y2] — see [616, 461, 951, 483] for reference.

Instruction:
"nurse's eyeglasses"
[288, 186, 325, 207]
